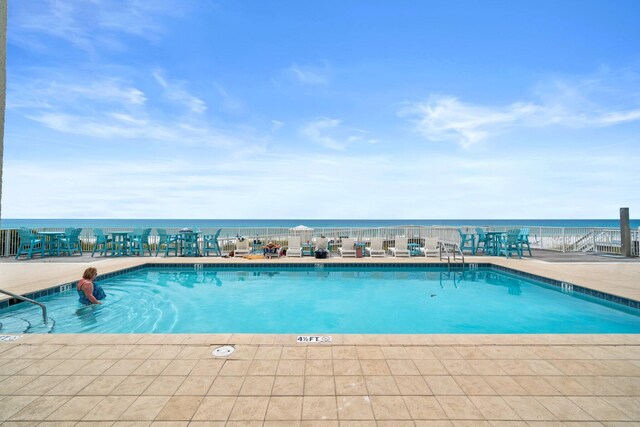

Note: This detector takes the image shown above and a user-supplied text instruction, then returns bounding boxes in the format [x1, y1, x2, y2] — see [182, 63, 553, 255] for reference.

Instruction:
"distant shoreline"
[2, 218, 638, 229]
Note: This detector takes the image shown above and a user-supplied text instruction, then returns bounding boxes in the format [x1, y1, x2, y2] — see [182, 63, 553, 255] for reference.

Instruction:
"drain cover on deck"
[212, 345, 235, 357]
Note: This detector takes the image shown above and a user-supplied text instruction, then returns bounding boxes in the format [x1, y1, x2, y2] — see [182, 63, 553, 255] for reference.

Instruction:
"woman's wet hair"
[82, 267, 98, 280]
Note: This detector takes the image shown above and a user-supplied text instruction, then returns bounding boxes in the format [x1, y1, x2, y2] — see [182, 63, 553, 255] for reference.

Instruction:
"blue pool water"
[1, 267, 639, 334]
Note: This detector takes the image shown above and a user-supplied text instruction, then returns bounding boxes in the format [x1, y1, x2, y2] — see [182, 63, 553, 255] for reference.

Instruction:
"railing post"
[3, 229, 10, 257]
[592, 228, 597, 253]
[562, 228, 565, 252]
[539, 227, 543, 249]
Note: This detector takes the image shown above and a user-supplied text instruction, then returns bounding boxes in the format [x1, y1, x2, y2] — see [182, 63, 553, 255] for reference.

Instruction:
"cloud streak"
[400, 76, 640, 147]
[301, 118, 377, 151]
[286, 63, 331, 86]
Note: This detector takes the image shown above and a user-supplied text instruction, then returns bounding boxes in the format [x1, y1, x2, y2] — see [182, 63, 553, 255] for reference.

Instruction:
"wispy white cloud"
[7, 76, 146, 109]
[271, 120, 284, 132]
[301, 118, 344, 150]
[286, 63, 331, 86]
[153, 71, 207, 114]
[11, 0, 188, 52]
[10, 71, 263, 152]
[301, 118, 375, 151]
[400, 74, 640, 147]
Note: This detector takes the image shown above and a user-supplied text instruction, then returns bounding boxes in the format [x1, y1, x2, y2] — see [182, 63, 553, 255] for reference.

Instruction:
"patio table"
[37, 231, 66, 256]
[179, 231, 201, 256]
[302, 243, 314, 256]
[485, 231, 506, 256]
[110, 231, 131, 256]
[408, 242, 421, 256]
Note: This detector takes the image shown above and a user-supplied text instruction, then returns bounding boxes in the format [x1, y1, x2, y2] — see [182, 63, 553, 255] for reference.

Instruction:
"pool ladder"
[0, 288, 48, 323]
[439, 241, 465, 271]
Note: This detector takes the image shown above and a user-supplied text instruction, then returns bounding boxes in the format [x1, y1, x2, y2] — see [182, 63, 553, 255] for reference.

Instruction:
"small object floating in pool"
[430, 294, 437, 297]
[212, 345, 235, 357]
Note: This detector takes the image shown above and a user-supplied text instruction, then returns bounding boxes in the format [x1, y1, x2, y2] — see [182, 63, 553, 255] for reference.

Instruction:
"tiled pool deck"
[1, 255, 639, 425]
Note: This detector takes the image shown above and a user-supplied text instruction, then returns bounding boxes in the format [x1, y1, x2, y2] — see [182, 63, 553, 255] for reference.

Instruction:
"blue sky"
[4, 0, 640, 219]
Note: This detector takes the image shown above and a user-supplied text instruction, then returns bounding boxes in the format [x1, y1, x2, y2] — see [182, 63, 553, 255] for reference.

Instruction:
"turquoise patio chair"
[181, 232, 200, 256]
[203, 229, 222, 256]
[130, 228, 153, 256]
[156, 229, 179, 256]
[475, 227, 490, 254]
[91, 229, 112, 257]
[497, 229, 522, 258]
[60, 228, 83, 256]
[457, 228, 476, 254]
[16, 228, 44, 259]
[518, 228, 533, 256]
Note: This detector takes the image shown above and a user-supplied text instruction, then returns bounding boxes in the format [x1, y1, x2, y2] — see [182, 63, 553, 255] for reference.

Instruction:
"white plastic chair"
[390, 236, 410, 257]
[421, 237, 440, 257]
[234, 240, 251, 257]
[367, 237, 386, 257]
[339, 238, 357, 257]
[287, 236, 303, 257]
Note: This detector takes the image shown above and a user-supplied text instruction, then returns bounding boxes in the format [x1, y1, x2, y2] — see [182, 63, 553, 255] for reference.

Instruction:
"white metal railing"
[1, 225, 638, 258]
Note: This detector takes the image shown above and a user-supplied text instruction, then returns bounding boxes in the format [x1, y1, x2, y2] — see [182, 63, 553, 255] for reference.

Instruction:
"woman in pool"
[77, 267, 106, 305]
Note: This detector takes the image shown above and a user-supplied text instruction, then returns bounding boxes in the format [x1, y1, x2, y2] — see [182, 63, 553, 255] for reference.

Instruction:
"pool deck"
[1, 254, 639, 425]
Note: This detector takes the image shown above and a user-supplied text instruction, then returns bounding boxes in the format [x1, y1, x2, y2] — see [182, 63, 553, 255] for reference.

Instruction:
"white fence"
[2, 225, 638, 258]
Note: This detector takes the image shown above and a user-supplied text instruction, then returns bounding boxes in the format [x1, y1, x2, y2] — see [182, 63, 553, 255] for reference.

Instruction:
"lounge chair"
[203, 229, 222, 256]
[287, 236, 303, 257]
[130, 228, 153, 256]
[60, 228, 83, 256]
[498, 229, 522, 258]
[367, 237, 386, 257]
[518, 228, 532, 256]
[458, 228, 476, 254]
[263, 243, 281, 258]
[234, 239, 251, 257]
[339, 238, 357, 257]
[420, 236, 440, 257]
[475, 227, 490, 254]
[91, 229, 112, 257]
[390, 237, 410, 257]
[156, 229, 178, 256]
[16, 228, 44, 259]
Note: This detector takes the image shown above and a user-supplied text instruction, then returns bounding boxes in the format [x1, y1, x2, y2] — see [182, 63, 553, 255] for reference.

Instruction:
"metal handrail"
[439, 241, 465, 271]
[0, 288, 48, 323]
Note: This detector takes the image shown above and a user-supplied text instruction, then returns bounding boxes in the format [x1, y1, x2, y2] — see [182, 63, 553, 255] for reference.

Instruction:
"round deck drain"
[212, 345, 235, 357]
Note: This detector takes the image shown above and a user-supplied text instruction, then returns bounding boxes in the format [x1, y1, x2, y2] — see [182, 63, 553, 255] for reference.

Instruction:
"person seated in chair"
[262, 241, 281, 258]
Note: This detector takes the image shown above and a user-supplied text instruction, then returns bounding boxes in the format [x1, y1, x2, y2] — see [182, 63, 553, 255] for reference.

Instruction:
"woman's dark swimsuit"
[77, 280, 106, 305]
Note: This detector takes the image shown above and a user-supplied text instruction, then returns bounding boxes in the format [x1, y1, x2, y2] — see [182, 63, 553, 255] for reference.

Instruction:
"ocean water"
[2, 218, 638, 229]
[1, 267, 638, 334]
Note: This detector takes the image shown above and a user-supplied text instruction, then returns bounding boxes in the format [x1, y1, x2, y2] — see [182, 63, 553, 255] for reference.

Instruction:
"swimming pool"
[1, 266, 639, 334]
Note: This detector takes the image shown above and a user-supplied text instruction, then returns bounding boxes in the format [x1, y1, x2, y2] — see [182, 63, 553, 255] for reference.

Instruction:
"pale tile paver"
[46, 395, 104, 420]
[228, 396, 269, 420]
[303, 396, 338, 420]
[81, 395, 137, 421]
[336, 395, 374, 420]
[370, 395, 412, 420]
[239, 375, 275, 395]
[9, 395, 70, 421]
[192, 396, 236, 421]
[265, 396, 303, 420]
[155, 396, 203, 421]
[119, 396, 170, 421]
[272, 375, 304, 396]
